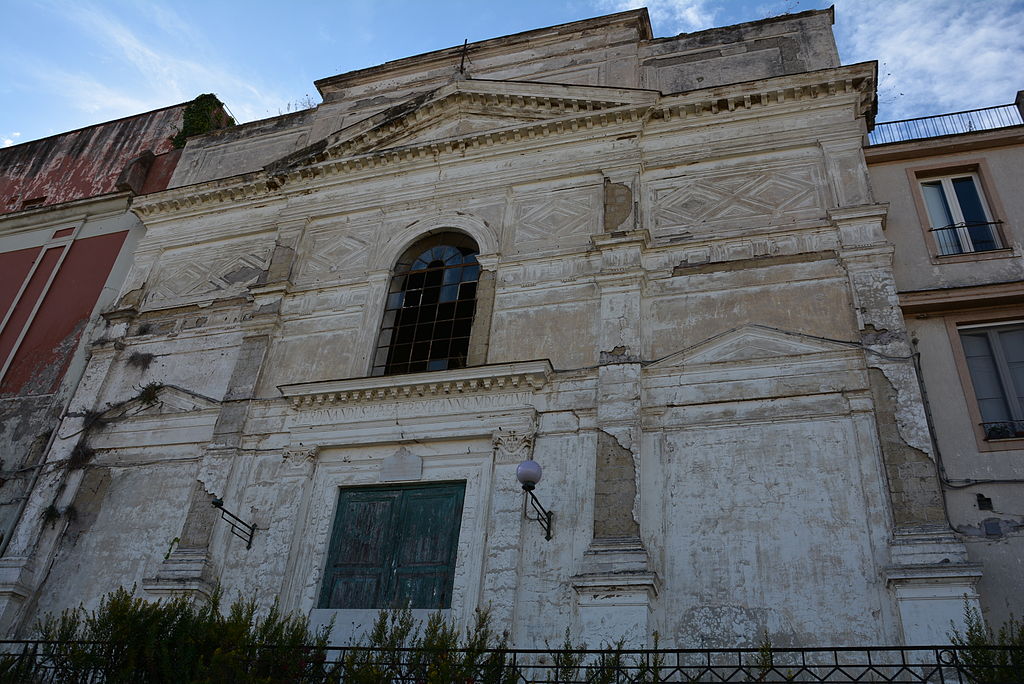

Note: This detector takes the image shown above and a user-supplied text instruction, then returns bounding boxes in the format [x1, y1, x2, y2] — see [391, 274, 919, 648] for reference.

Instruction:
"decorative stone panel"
[145, 238, 272, 307]
[509, 186, 600, 252]
[648, 162, 826, 240]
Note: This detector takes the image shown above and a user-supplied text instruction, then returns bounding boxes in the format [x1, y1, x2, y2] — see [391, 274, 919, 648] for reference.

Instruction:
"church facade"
[0, 9, 986, 647]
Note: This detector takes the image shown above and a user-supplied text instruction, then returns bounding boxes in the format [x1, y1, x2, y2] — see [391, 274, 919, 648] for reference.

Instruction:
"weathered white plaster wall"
[4, 9, 983, 653]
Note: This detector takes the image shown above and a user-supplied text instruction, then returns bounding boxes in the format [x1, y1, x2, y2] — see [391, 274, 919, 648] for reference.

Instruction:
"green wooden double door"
[318, 482, 466, 610]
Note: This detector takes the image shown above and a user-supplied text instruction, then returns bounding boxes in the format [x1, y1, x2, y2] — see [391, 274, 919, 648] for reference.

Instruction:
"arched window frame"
[371, 232, 481, 376]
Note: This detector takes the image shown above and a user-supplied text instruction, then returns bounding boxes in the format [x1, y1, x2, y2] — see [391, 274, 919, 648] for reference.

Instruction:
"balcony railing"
[932, 220, 1005, 256]
[982, 419, 1024, 440]
[1, 641, 1021, 683]
[869, 103, 1024, 145]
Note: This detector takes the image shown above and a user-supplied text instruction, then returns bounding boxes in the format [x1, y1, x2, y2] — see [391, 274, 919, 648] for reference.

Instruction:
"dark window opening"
[21, 196, 46, 209]
[372, 232, 479, 376]
[976, 494, 993, 511]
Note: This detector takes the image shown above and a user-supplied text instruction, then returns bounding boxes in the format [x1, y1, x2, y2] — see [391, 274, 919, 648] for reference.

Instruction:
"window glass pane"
[921, 181, 954, 228]
[952, 176, 999, 252]
[951, 177, 988, 224]
[376, 232, 480, 376]
[961, 332, 1011, 423]
[997, 329, 1024, 409]
[922, 181, 962, 255]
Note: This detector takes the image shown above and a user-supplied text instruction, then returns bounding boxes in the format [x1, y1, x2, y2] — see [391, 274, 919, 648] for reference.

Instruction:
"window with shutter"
[959, 323, 1024, 440]
[318, 482, 466, 610]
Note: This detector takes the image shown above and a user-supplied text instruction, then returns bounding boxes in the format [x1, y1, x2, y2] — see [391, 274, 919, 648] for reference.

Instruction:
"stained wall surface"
[0, 8, 984, 651]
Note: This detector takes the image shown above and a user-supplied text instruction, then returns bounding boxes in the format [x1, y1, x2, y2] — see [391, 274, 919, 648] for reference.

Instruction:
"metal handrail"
[869, 103, 1023, 145]
[930, 220, 1005, 256]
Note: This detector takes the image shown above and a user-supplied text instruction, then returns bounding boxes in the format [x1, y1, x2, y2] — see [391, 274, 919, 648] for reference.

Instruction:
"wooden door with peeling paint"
[318, 482, 465, 610]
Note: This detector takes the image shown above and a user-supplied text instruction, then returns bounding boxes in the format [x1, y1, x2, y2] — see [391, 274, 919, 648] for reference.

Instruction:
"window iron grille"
[373, 234, 480, 377]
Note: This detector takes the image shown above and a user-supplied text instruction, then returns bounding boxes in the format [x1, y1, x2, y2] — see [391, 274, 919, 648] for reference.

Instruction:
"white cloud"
[16, 2, 290, 127]
[599, 0, 718, 34]
[2, 139, 13, 148]
[833, 0, 1024, 119]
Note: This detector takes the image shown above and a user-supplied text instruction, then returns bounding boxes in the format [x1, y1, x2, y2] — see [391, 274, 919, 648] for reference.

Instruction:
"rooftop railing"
[869, 103, 1024, 145]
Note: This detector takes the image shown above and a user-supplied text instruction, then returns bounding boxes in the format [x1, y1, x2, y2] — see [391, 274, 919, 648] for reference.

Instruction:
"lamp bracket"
[523, 488, 553, 541]
[211, 497, 256, 549]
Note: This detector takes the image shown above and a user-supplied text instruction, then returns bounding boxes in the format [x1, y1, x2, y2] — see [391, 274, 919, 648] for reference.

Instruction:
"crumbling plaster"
[0, 9, 982, 649]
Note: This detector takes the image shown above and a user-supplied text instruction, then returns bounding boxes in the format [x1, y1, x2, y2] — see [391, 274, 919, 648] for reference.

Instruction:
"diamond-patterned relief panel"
[145, 239, 272, 307]
[509, 186, 598, 252]
[650, 162, 826, 239]
[296, 220, 376, 285]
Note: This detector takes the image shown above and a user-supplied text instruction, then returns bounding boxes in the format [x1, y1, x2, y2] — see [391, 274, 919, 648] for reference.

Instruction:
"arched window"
[372, 233, 480, 376]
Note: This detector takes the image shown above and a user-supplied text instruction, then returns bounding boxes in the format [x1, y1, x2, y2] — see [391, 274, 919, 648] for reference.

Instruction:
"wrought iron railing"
[1, 641, 1021, 683]
[931, 221, 1005, 256]
[869, 104, 1023, 145]
[982, 419, 1024, 440]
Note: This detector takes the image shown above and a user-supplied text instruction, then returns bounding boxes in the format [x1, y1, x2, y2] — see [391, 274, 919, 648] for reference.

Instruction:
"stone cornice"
[0, 192, 130, 235]
[654, 62, 876, 123]
[278, 360, 553, 408]
[131, 64, 876, 221]
[132, 176, 283, 219]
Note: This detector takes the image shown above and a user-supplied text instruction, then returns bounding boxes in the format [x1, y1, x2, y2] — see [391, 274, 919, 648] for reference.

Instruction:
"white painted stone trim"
[279, 360, 553, 407]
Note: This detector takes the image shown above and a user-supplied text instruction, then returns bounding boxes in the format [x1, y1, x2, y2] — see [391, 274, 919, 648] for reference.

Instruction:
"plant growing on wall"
[171, 94, 235, 149]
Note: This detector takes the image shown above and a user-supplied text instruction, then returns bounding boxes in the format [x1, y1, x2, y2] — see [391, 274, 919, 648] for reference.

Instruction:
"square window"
[959, 324, 1024, 439]
[919, 173, 1001, 256]
[318, 483, 465, 610]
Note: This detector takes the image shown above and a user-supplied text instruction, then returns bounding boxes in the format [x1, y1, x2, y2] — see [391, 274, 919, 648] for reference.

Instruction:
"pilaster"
[481, 427, 534, 629]
[832, 205, 980, 645]
[573, 229, 659, 646]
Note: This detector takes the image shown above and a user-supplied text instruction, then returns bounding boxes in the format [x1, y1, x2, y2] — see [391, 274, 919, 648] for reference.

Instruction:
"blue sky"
[2, 0, 1023, 147]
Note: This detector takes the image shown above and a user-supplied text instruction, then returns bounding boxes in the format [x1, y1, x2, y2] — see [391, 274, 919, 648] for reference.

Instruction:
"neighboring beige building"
[0, 8, 997, 648]
[867, 94, 1024, 627]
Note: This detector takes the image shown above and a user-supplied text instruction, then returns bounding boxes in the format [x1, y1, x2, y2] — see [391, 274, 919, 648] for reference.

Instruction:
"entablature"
[279, 360, 553, 408]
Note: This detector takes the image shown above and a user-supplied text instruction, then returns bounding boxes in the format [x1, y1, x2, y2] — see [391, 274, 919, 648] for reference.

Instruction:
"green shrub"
[950, 604, 1024, 683]
[339, 607, 517, 684]
[0, 587, 329, 684]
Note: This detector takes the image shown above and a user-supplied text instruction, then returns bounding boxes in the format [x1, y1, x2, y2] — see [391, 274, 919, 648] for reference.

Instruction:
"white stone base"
[886, 529, 983, 646]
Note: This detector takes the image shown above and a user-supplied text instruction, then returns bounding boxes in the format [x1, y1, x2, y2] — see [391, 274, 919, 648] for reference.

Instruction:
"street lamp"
[516, 459, 553, 540]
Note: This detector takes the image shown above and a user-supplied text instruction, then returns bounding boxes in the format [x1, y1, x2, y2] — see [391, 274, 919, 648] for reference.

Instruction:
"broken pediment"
[648, 324, 855, 368]
[298, 80, 656, 163]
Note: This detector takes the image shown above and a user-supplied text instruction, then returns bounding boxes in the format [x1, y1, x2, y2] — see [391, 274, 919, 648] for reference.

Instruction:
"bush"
[0, 587, 330, 684]
[339, 607, 517, 684]
[950, 604, 1024, 684]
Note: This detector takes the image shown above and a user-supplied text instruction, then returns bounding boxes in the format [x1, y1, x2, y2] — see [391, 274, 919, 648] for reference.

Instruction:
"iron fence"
[869, 104, 1023, 145]
[1, 641, 1021, 683]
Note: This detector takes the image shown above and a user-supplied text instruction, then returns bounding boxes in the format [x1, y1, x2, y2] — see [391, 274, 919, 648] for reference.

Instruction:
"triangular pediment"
[377, 110, 548, 150]
[648, 325, 854, 369]
[106, 384, 220, 419]
[269, 80, 657, 173]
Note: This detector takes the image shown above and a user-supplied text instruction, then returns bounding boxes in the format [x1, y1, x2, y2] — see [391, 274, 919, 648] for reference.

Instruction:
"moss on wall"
[171, 94, 234, 149]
